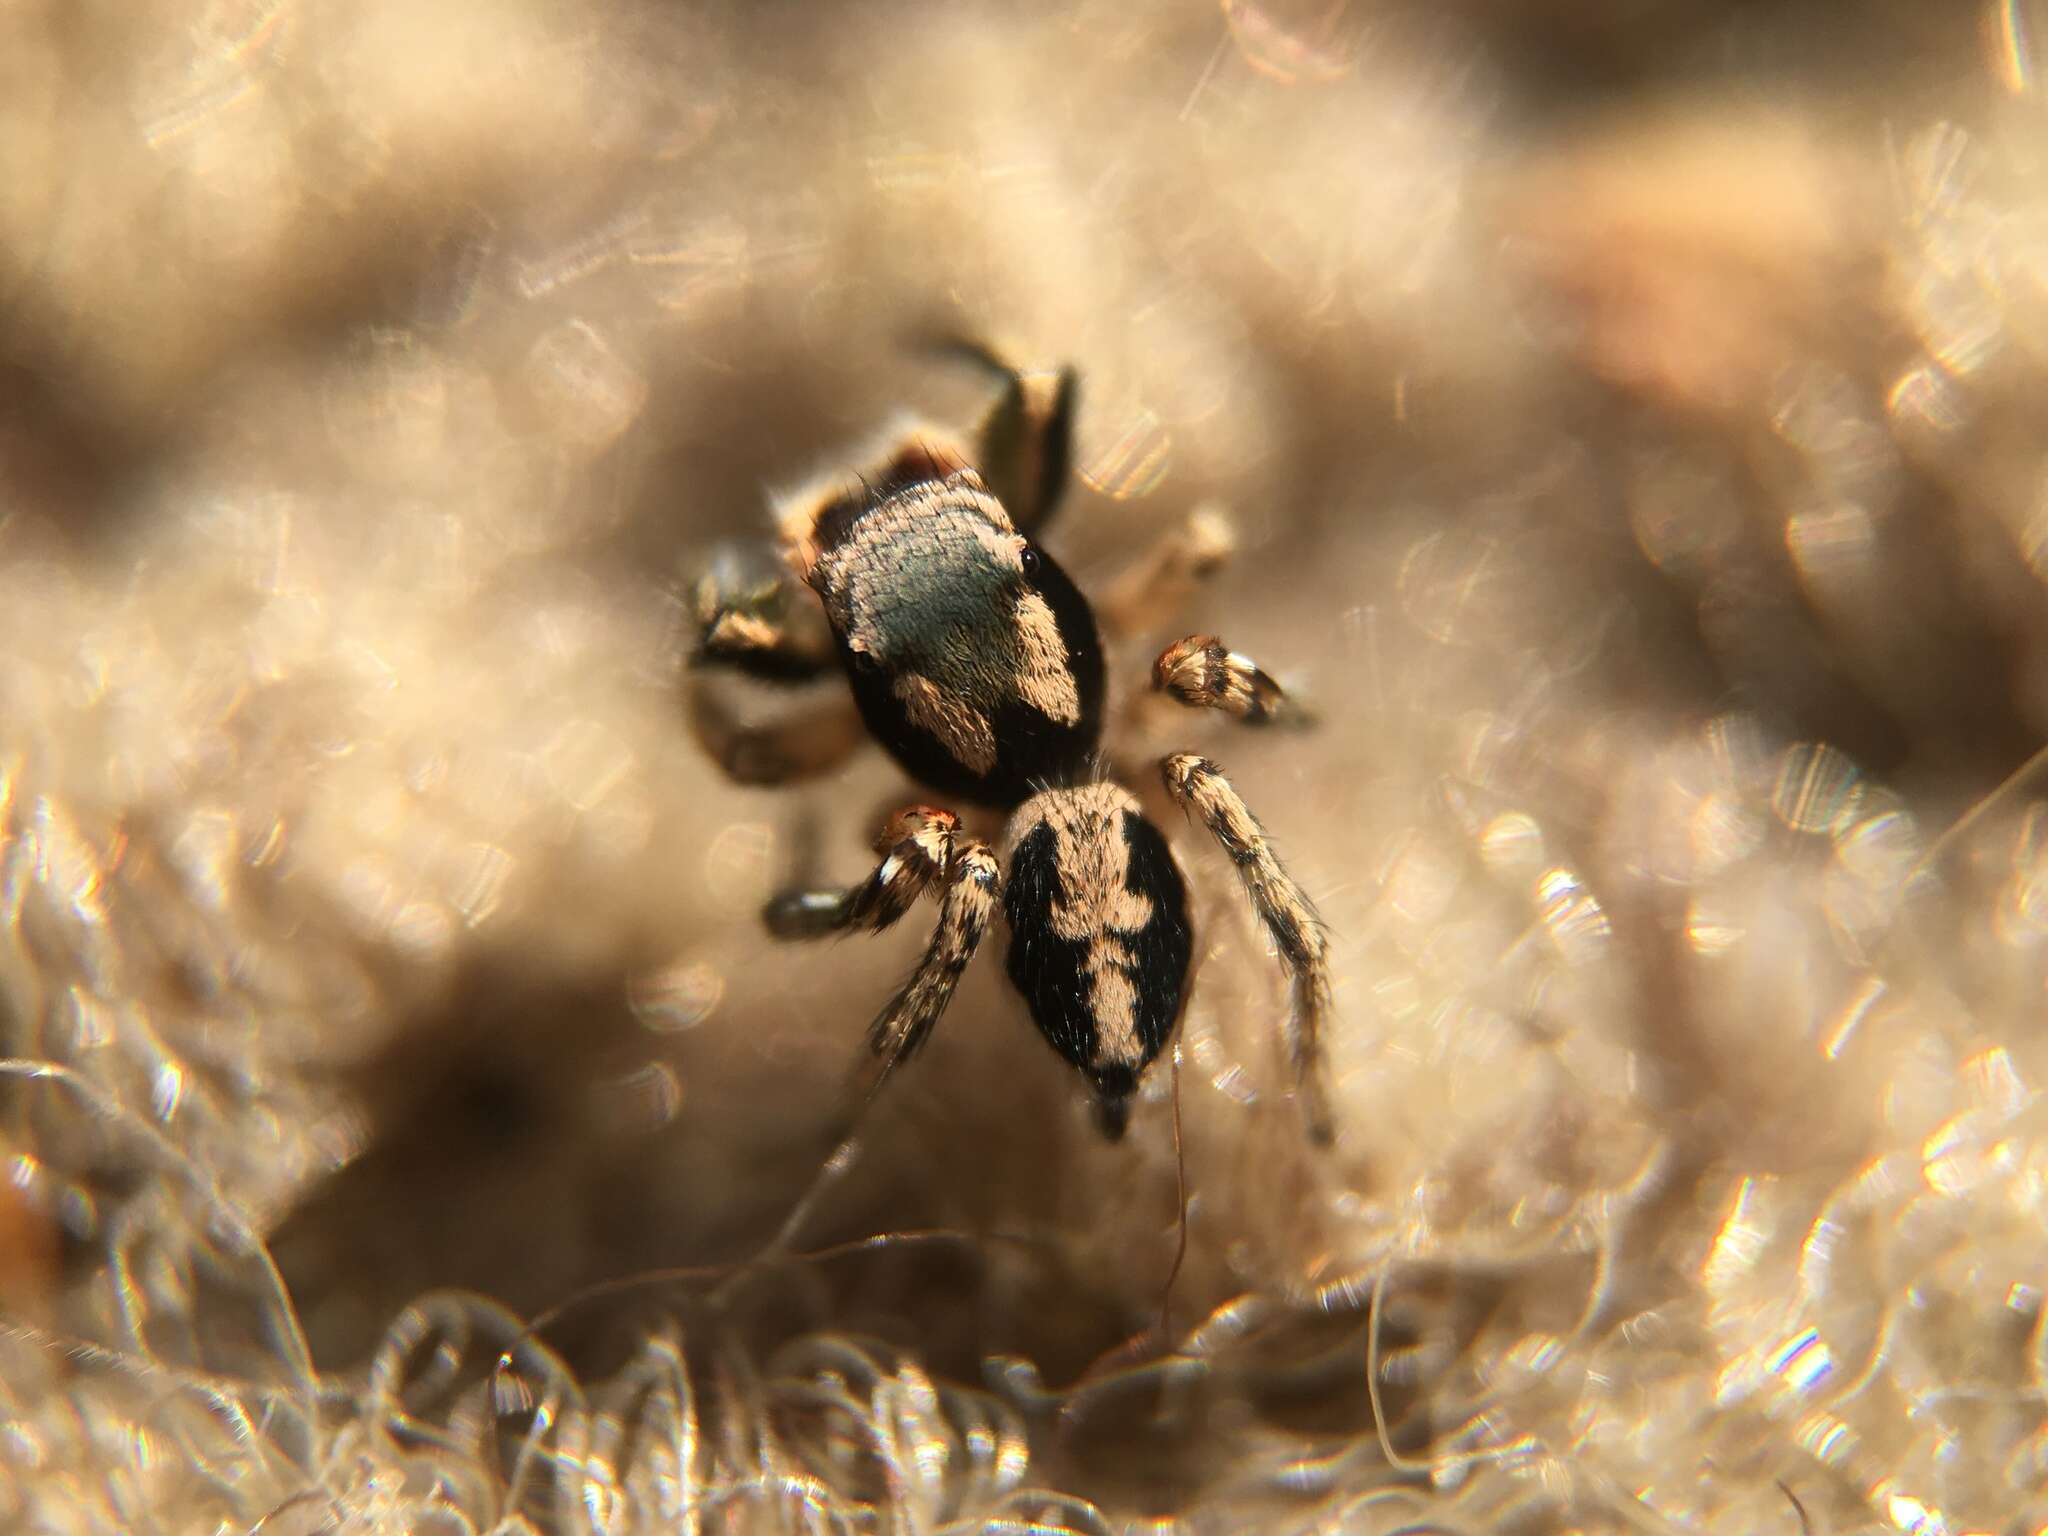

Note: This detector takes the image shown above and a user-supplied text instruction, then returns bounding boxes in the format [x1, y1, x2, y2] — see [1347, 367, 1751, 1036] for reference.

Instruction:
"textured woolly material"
[0, 3, 2044, 1534]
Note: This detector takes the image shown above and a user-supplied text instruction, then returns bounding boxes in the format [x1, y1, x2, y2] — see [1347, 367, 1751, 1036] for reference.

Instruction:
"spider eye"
[1019, 545, 1040, 578]
[850, 648, 882, 675]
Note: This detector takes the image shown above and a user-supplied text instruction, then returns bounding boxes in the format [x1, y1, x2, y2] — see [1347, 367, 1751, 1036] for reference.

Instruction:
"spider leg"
[1153, 633, 1311, 727]
[863, 837, 999, 1095]
[689, 543, 838, 684]
[928, 337, 1077, 535]
[1161, 752, 1335, 1144]
[762, 807, 1000, 1100]
[684, 677, 865, 787]
[685, 541, 867, 784]
[1098, 505, 1237, 641]
[711, 812, 994, 1289]
[763, 806, 958, 938]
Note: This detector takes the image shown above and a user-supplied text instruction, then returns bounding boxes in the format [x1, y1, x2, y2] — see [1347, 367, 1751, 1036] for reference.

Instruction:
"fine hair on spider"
[689, 339, 1334, 1148]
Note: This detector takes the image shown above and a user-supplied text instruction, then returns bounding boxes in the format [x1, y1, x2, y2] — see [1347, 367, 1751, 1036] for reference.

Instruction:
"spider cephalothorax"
[690, 346, 1331, 1141]
[787, 462, 1106, 806]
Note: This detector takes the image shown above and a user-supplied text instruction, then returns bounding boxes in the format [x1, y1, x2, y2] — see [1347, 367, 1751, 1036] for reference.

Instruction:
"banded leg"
[865, 837, 999, 1094]
[764, 806, 959, 938]
[934, 338, 1077, 535]
[1099, 505, 1237, 640]
[1154, 634, 1308, 727]
[1161, 753, 1334, 1143]
[763, 807, 1000, 1100]
[715, 810, 995, 1289]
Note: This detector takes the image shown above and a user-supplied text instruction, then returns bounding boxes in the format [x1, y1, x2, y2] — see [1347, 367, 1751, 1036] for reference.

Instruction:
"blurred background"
[4, 0, 2048, 1529]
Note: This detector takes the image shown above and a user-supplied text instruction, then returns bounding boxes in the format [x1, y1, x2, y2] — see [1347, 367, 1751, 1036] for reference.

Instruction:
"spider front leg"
[1153, 634, 1308, 726]
[1161, 753, 1335, 1144]
[685, 543, 868, 786]
[764, 807, 1000, 1101]
[689, 543, 838, 683]
[685, 679, 866, 786]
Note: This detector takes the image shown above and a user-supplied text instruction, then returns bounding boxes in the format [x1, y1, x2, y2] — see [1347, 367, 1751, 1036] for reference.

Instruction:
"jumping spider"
[689, 346, 1332, 1142]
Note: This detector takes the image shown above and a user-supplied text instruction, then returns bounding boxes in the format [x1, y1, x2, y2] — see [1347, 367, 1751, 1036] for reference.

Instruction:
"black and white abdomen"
[1001, 782, 1192, 1138]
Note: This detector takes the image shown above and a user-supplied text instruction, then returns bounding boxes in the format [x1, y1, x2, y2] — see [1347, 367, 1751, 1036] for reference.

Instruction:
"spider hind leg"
[864, 836, 999, 1077]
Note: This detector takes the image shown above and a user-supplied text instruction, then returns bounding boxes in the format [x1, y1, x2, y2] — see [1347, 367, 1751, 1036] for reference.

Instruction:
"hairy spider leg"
[864, 839, 1000, 1090]
[1160, 752, 1334, 1144]
[1154, 632, 1306, 726]
[761, 805, 1000, 1103]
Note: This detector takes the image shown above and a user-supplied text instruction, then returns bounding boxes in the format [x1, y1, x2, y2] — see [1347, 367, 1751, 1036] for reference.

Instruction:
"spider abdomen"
[1001, 782, 1192, 1138]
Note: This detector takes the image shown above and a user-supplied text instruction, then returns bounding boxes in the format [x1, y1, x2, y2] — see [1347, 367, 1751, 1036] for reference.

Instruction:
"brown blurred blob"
[0, 1161, 58, 1323]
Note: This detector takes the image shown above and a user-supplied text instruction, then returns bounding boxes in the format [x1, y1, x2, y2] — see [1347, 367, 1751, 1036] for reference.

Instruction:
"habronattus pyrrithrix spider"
[688, 345, 1332, 1142]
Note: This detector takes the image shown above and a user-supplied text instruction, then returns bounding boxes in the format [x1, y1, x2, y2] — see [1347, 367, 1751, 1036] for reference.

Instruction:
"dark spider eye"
[1020, 545, 1040, 578]
[850, 648, 882, 675]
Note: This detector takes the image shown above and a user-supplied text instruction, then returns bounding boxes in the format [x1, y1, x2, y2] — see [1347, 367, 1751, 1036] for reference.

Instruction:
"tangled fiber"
[3, 1, 2047, 1530]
